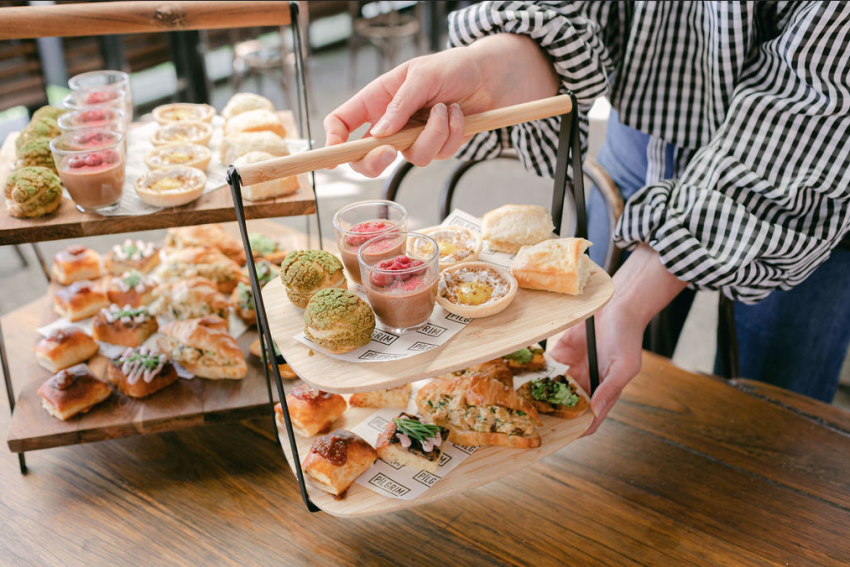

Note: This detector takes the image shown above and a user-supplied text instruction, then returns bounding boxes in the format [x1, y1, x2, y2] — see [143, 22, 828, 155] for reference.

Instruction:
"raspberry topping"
[345, 221, 394, 246]
[78, 109, 108, 123]
[370, 255, 425, 287]
[84, 90, 119, 105]
[66, 150, 120, 170]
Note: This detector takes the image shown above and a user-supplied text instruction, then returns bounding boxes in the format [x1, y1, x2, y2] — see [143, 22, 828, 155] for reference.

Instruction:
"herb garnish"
[249, 233, 277, 257]
[393, 417, 440, 442]
[504, 347, 533, 364]
[530, 376, 580, 407]
[122, 271, 143, 288]
[123, 242, 139, 258]
[117, 350, 162, 370]
[109, 306, 148, 319]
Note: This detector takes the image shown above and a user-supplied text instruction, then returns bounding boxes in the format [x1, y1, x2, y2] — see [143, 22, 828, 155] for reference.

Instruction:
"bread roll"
[233, 151, 299, 201]
[220, 131, 289, 165]
[221, 92, 274, 121]
[53, 281, 109, 322]
[52, 245, 102, 285]
[481, 204, 555, 253]
[223, 109, 286, 138]
[33, 327, 99, 373]
[301, 429, 377, 496]
[510, 238, 592, 295]
[37, 364, 111, 421]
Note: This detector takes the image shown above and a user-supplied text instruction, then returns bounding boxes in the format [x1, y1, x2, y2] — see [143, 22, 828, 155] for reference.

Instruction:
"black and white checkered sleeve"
[615, 2, 850, 303]
[446, 1, 620, 177]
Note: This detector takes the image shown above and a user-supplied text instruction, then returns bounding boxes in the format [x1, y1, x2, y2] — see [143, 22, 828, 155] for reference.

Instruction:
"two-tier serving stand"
[0, 1, 610, 518]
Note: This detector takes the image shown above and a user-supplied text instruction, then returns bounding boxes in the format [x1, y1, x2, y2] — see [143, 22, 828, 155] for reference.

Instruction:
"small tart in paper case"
[134, 166, 206, 208]
[413, 226, 482, 270]
[150, 121, 213, 147]
[152, 103, 215, 125]
[510, 238, 592, 295]
[436, 262, 517, 319]
[145, 144, 212, 172]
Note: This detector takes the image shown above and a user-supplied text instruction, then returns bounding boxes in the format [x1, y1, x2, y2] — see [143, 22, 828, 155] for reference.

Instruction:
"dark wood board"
[0, 111, 316, 246]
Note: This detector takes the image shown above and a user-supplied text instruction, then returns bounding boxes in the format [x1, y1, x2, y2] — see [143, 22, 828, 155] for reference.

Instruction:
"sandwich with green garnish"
[516, 374, 589, 419]
[375, 413, 450, 473]
[501, 345, 546, 374]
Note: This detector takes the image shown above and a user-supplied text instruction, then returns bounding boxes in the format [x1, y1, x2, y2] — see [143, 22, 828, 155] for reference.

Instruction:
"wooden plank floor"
[0, 351, 847, 566]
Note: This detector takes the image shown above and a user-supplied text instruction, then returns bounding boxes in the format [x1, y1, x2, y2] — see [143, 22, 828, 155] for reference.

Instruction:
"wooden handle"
[0, 1, 291, 40]
[237, 95, 574, 186]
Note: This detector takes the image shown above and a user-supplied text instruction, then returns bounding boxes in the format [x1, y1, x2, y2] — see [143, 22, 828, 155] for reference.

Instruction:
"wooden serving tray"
[276, 399, 594, 518]
[263, 264, 614, 393]
[0, 111, 315, 246]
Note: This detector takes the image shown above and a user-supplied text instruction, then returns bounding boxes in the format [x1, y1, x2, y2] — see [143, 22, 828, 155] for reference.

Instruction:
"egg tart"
[436, 261, 518, 318]
[134, 166, 206, 208]
[150, 121, 213, 147]
[145, 144, 212, 172]
[415, 226, 483, 270]
[153, 103, 216, 125]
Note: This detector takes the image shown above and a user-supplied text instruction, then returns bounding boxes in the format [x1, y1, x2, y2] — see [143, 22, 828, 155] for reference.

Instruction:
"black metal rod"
[227, 166, 319, 513]
[0, 318, 26, 474]
[290, 1, 323, 250]
[30, 243, 51, 283]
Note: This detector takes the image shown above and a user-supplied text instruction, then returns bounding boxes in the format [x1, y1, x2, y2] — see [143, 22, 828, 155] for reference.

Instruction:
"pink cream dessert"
[339, 220, 403, 285]
[57, 149, 125, 211]
[363, 255, 437, 332]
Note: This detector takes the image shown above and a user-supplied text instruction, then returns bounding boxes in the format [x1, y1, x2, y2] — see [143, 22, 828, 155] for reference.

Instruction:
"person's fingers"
[401, 104, 450, 167]
[582, 392, 621, 437]
[435, 103, 465, 160]
[349, 145, 398, 178]
[370, 68, 434, 137]
[547, 324, 590, 390]
[580, 352, 641, 437]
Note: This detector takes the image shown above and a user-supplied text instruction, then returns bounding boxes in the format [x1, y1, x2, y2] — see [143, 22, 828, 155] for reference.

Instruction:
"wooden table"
[0, 351, 847, 566]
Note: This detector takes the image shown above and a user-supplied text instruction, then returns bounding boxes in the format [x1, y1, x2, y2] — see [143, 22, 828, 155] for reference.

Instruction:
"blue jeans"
[588, 112, 850, 402]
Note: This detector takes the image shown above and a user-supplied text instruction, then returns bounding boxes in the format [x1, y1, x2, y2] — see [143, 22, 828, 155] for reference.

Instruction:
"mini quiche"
[414, 226, 483, 270]
[134, 166, 206, 208]
[150, 121, 213, 147]
[436, 261, 517, 318]
[145, 144, 212, 172]
[152, 103, 216, 125]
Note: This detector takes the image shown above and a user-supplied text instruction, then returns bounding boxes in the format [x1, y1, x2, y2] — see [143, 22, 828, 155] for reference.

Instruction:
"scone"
[221, 92, 275, 121]
[4, 166, 63, 218]
[223, 108, 286, 138]
[219, 131, 289, 164]
[280, 250, 347, 308]
[303, 288, 375, 354]
[52, 245, 102, 285]
[510, 238, 593, 295]
[481, 204, 555, 253]
[233, 151, 299, 201]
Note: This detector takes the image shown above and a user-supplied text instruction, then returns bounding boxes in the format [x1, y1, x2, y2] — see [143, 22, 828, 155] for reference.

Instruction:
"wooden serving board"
[263, 264, 614, 393]
[0, 111, 315, 246]
[275, 398, 594, 518]
[4, 220, 308, 453]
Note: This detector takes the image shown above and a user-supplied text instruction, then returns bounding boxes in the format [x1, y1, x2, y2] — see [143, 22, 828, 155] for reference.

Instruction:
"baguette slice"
[516, 378, 590, 420]
[510, 238, 592, 295]
[349, 384, 412, 409]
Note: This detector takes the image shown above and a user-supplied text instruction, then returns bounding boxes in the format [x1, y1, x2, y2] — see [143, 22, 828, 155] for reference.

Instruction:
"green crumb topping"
[31, 105, 66, 123]
[17, 138, 57, 172]
[280, 250, 343, 292]
[16, 118, 60, 152]
[5, 167, 62, 204]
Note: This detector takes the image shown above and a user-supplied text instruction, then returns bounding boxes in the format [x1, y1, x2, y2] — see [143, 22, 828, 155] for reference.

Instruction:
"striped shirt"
[447, 1, 850, 303]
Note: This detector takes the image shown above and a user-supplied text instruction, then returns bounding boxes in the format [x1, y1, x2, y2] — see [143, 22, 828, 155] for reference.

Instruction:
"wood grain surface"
[0, 1, 291, 40]
[276, 399, 593, 518]
[0, 111, 315, 246]
[264, 264, 614, 393]
[4, 220, 306, 453]
[1, 350, 848, 566]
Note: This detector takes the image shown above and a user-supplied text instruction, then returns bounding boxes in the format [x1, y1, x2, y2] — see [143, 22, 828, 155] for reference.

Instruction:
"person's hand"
[548, 305, 643, 436]
[323, 34, 560, 177]
[548, 244, 689, 435]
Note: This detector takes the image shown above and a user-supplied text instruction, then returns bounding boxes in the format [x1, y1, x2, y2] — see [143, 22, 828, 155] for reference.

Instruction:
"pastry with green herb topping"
[517, 374, 589, 419]
[303, 287, 374, 354]
[107, 346, 178, 398]
[16, 137, 57, 173]
[105, 239, 160, 275]
[376, 412, 449, 473]
[92, 304, 158, 347]
[4, 166, 62, 218]
[15, 117, 61, 152]
[106, 270, 157, 307]
[280, 249, 347, 308]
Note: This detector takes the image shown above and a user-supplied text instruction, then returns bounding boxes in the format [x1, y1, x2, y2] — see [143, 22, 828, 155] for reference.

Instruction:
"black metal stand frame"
[228, 86, 600, 511]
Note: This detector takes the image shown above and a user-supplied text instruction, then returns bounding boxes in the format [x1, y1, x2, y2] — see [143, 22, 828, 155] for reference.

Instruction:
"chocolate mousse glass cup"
[68, 70, 133, 122]
[57, 107, 126, 136]
[333, 199, 408, 288]
[359, 232, 440, 334]
[62, 87, 129, 128]
[50, 129, 125, 213]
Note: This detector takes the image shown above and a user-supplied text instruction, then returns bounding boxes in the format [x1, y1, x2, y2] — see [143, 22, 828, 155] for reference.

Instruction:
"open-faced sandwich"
[148, 277, 230, 322]
[107, 346, 179, 398]
[517, 374, 590, 419]
[502, 346, 546, 374]
[158, 316, 246, 380]
[302, 429, 377, 497]
[417, 374, 541, 448]
[91, 304, 158, 347]
[376, 413, 449, 473]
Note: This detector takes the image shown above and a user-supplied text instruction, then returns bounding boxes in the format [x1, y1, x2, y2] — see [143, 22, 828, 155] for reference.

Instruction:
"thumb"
[370, 74, 431, 137]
